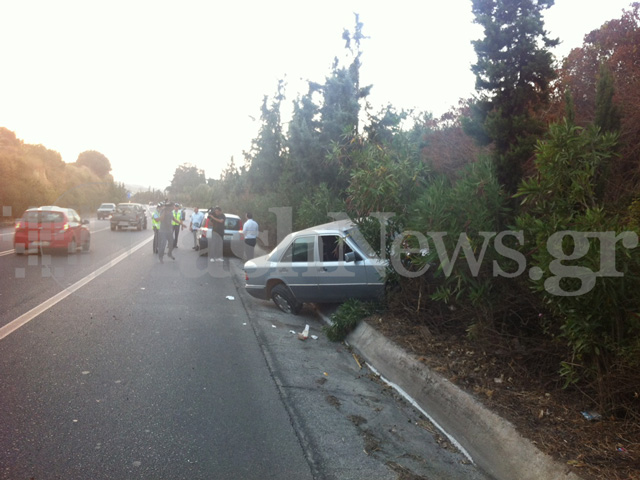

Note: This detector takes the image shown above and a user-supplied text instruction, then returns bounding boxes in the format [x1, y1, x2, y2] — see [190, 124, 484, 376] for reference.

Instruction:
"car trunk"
[18, 211, 68, 247]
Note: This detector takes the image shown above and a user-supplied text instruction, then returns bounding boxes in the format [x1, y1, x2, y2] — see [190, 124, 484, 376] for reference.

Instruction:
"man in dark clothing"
[158, 202, 176, 263]
[207, 206, 225, 262]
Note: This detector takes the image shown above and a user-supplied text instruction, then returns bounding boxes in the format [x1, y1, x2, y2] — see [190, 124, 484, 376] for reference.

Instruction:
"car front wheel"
[271, 284, 303, 315]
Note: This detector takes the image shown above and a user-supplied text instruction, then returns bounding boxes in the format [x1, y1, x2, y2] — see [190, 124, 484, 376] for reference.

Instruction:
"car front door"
[316, 234, 371, 301]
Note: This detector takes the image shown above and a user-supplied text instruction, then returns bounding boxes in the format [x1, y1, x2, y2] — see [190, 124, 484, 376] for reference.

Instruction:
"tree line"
[0, 129, 130, 219]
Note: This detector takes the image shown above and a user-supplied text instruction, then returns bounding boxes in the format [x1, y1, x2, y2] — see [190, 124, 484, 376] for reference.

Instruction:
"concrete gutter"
[344, 321, 584, 480]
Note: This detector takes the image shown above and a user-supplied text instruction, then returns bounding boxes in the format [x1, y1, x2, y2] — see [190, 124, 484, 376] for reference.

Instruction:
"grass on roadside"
[324, 299, 382, 342]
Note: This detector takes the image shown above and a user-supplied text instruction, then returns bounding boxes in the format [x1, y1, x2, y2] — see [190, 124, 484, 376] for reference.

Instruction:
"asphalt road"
[0, 216, 492, 480]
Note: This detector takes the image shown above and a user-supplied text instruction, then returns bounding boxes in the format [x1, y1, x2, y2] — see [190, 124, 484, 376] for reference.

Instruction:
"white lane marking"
[366, 362, 475, 465]
[0, 249, 15, 257]
[0, 236, 153, 341]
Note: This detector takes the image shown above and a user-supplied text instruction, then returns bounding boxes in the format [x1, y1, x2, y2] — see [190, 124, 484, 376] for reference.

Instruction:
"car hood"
[244, 253, 271, 272]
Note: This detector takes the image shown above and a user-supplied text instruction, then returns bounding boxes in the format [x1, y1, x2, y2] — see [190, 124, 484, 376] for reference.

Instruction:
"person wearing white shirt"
[189, 207, 205, 250]
[242, 212, 259, 260]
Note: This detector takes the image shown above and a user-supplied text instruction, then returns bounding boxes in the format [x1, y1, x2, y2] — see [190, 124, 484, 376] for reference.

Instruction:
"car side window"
[320, 235, 352, 262]
[281, 236, 315, 263]
[68, 210, 80, 223]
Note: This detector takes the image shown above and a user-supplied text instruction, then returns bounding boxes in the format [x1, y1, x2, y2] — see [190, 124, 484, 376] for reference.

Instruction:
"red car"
[14, 206, 91, 255]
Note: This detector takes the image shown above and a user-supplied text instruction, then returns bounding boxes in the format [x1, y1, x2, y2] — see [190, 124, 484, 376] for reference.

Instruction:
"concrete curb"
[345, 321, 584, 480]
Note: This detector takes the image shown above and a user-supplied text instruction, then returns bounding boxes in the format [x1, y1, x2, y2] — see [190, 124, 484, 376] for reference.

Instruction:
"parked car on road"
[97, 202, 116, 219]
[110, 203, 147, 231]
[243, 219, 386, 314]
[197, 213, 243, 256]
[14, 206, 91, 255]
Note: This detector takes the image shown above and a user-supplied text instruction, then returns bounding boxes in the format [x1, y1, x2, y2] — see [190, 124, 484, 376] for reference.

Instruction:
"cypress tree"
[465, 0, 559, 195]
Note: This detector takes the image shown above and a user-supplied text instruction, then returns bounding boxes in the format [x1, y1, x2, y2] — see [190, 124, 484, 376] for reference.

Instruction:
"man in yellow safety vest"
[172, 203, 185, 248]
[152, 204, 161, 253]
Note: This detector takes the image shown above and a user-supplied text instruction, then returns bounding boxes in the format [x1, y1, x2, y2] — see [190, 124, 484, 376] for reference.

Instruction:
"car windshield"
[99, 203, 114, 208]
[344, 225, 377, 258]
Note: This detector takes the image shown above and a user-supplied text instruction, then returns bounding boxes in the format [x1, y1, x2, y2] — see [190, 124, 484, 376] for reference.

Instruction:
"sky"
[0, 0, 635, 191]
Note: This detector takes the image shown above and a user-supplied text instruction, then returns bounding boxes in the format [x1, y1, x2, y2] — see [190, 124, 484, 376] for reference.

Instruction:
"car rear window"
[281, 236, 315, 263]
[23, 211, 65, 224]
[225, 218, 241, 230]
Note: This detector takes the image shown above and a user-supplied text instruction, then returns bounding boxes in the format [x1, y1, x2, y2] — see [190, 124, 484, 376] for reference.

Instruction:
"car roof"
[293, 219, 355, 236]
[271, 218, 378, 259]
[200, 210, 240, 219]
[25, 206, 68, 213]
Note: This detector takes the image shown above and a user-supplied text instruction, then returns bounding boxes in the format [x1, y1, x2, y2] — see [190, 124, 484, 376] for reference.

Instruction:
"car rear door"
[276, 235, 319, 301]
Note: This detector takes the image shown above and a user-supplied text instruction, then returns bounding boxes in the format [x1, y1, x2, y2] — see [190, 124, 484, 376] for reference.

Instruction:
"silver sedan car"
[244, 219, 386, 314]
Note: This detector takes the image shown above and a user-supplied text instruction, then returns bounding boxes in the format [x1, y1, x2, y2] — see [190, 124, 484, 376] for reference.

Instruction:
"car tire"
[271, 284, 303, 315]
[82, 236, 90, 252]
[110, 224, 116, 231]
[67, 238, 77, 255]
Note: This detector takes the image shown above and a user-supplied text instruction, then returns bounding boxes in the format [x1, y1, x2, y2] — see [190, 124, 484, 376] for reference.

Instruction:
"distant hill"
[125, 183, 159, 193]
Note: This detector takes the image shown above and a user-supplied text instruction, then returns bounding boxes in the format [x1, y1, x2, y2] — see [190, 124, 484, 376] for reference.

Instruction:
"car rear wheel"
[82, 236, 90, 252]
[67, 238, 77, 255]
[271, 284, 303, 315]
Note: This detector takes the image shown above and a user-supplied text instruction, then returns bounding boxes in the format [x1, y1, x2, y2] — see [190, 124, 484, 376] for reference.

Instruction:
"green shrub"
[515, 120, 640, 412]
[401, 156, 509, 324]
[324, 299, 381, 342]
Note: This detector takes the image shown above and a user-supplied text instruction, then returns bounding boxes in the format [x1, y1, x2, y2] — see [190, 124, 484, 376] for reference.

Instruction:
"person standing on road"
[157, 202, 176, 263]
[172, 203, 184, 248]
[152, 204, 161, 254]
[189, 207, 205, 250]
[207, 206, 225, 262]
[242, 212, 259, 261]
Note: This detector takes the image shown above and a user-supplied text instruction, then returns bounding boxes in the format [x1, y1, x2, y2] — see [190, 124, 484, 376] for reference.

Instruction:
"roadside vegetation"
[0, 132, 132, 221]
[2, 2, 639, 476]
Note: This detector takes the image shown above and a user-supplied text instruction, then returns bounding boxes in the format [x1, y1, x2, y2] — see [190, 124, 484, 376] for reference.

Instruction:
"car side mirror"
[345, 252, 357, 263]
[82, 219, 90, 225]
